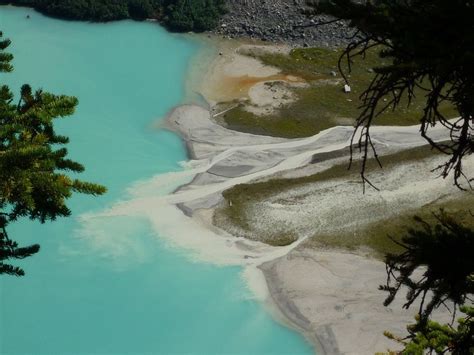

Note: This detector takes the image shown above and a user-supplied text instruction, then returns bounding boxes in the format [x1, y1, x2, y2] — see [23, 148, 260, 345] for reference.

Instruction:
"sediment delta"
[162, 41, 461, 354]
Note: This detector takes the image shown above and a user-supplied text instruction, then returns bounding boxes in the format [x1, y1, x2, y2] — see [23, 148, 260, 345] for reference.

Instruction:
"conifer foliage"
[0, 0, 227, 32]
[385, 305, 474, 354]
[381, 212, 474, 333]
[0, 32, 106, 276]
[163, 0, 226, 32]
[376, 215, 474, 352]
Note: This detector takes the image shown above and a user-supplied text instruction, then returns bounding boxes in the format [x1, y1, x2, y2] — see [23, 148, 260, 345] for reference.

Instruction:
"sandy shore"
[161, 40, 461, 354]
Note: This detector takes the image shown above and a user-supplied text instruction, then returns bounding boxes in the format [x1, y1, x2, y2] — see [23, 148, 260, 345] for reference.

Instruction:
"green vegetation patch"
[219, 47, 457, 138]
[163, 0, 226, 32]
[214, 145, 465, 250]
[221, 144, 440, 206]
[303, 195, 474, 259]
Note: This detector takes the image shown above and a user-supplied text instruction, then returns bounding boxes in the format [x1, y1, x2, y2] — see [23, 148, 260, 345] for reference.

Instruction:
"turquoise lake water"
[0, 6, 313, 355]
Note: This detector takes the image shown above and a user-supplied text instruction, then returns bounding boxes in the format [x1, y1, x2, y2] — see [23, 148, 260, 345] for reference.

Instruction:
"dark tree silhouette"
[381, 212, 474, 326]
[0, 32, 106, 276]
[379, 212, 474, 353]
[308, 0, 474, 190]
[0, 217, 40, 276]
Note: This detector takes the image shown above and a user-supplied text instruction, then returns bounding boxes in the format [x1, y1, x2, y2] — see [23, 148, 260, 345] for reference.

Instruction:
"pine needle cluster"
[0, 31, 106, 276]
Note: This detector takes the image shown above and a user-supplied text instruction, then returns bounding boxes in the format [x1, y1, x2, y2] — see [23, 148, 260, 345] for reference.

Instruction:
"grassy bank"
[302, 195, 474, 258]
[218, 47, 457, 138]
[214, 144, 473, 253]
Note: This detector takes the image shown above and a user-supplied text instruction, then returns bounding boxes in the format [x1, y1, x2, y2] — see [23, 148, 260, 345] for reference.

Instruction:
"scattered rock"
[210, 0, 356, 47]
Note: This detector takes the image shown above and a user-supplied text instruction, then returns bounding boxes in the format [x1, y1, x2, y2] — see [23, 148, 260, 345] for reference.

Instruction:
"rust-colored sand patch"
[215, 74, 305, 102]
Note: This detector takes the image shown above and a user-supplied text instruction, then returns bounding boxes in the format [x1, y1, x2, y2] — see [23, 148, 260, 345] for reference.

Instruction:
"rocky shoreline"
[213, 0, 355, 47]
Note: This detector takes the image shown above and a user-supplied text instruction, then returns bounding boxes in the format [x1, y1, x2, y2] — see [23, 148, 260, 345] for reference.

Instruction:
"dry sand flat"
[197, 41, 307, 115]
[260, 250, 451, 354]
[199, 41, 283, 104]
